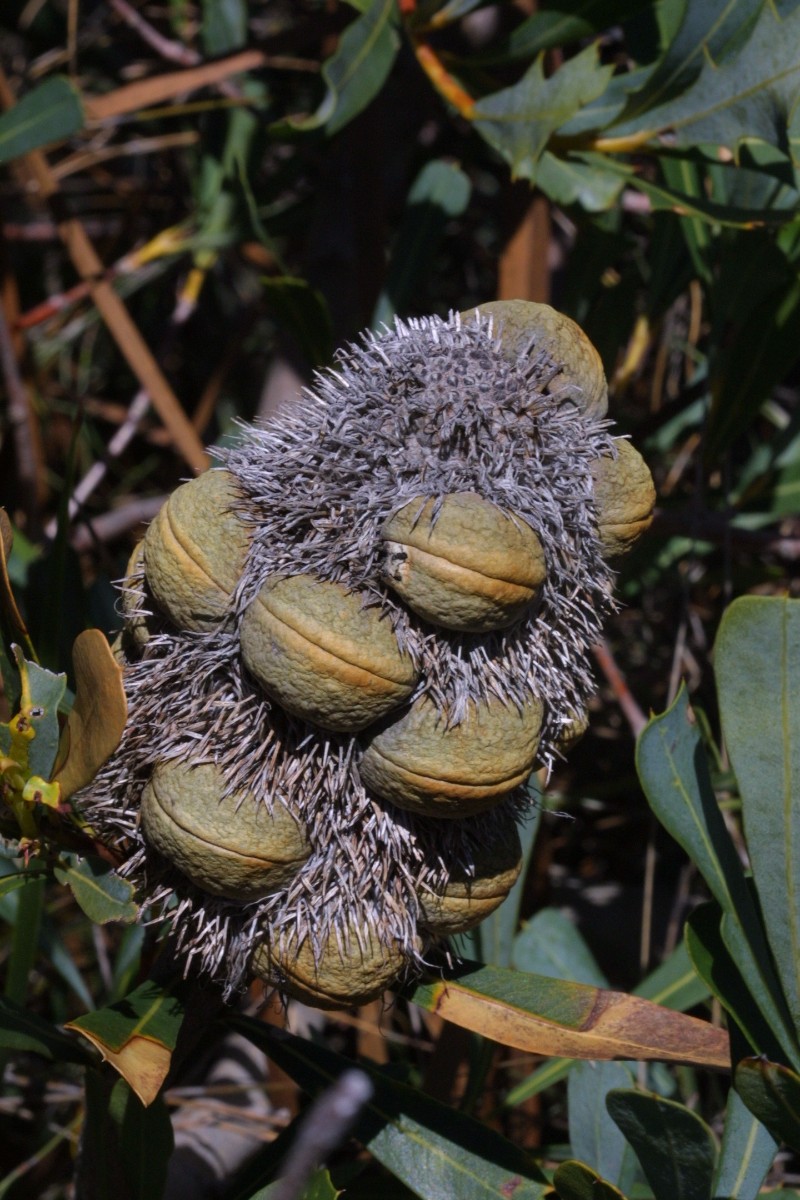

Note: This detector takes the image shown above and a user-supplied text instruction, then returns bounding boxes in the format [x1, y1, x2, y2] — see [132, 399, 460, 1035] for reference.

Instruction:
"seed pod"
[240, 574, 419, 733]
[112, 544, 154, 665]
[252, 927, 409, 1009]
[118, 542, 160, 655]
[360, 695, 543, 818]
[381, 493, 546, 633]
[419, 814, 522, 935]
[143, 469, 251, 631]
[140, 760, 310, 902]
[461, 299, 608, 418]
[590, 439, 655, 557]
[556, 709, 589, 753]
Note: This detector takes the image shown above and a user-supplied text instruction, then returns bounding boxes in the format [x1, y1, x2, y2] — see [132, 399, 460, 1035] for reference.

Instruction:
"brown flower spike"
[80, 301, 655, 1006]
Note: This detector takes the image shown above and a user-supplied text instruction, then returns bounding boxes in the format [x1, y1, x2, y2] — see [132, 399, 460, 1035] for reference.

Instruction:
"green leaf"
[704, 237, 800, 452]
[487, 0, 650, 61]
[505, 1056, 574, 1105]
[23, 663, 65, 780]
[658, 154, 713, 282]
[2, 866, 46, 1009]
[53, 854, 139, 925]
[618, 0, 764, 126]
[636, 687, 798, 1060]
[685, 901, 792, 1066]
[712, 1086, 778, 1199]
[261, 276, 334, 366]
[511, 907, 608, 985]
[472, 44, 613, 182]
[0, 510, 34, 708]
[637, 687, 753, 915]
[736, 1058, 800, 1153]
[568, 1061, 639, 1191]
[703, 149, 800, 215]
[634, 937, 710, 1012]
[0, 995, 92, 1064]
[231, 1018, 550, 1200]
[372, 159, 471, 329]
[202, 0, 247, 55]
[721, 907, 800, 1065]
[610, 1, 800, 158]
[555, 68, 649, 139]
[606, 1090, 717, 1200]
[0, 77, 84, 165]
[110, 925, 146, 1003]
[553, 1161, 628, 1200]
[715, 596, 800, 1029]
[246, 1169, 341, 1200]
[536, 151, 625, 211]
[40, 916, 95, 1011]
[82, 1071, 175, 1200]
[588, 156, 799, 227]
[68, 979, 184, 1054]
[110, 1078, 175, 1199]
[0, 653, 66, 782]
[0, 869, 47, 899]
[280, 0, 400, 136]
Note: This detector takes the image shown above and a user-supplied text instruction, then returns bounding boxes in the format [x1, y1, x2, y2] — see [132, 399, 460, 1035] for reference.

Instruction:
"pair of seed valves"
[84, 300, 655, 1008]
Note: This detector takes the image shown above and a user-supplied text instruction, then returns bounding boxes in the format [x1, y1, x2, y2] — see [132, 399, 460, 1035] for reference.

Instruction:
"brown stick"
[61, 223, 208, 470]
[83, 50, 268, 121]
[498, 193, 551, 305]
[43, 390, 153, 540]
[592, 638, 648, 738]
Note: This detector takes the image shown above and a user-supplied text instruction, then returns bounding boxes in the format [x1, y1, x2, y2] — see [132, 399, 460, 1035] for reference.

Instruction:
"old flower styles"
[80, 301, 656, 1007]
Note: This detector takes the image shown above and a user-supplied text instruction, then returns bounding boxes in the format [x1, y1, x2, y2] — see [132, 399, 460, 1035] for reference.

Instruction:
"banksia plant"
[79, 300, 655, 1008]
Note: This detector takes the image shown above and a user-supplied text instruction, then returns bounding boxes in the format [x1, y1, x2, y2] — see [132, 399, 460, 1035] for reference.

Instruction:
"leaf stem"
[413, 42, 475, 119]
[551, 130, 660, 155]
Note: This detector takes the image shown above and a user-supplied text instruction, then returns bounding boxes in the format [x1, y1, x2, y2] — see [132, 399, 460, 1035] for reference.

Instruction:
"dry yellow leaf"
[72, 1030, 171, 1107]
[54, 630, 127, 799]
[418, 977, 729, 1069]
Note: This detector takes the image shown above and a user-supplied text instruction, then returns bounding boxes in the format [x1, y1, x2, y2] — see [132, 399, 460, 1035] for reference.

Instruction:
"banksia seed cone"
[79, 301, 655, 1005]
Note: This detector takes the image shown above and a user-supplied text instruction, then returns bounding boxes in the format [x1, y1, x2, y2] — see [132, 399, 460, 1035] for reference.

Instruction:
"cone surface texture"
[381, 493, 546, 632]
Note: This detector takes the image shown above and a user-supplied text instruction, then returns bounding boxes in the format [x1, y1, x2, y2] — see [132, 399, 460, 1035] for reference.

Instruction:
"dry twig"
[269, 1065, 373, 1200]
[591, 638, 648, 738]
[0, 66, 209, 473]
